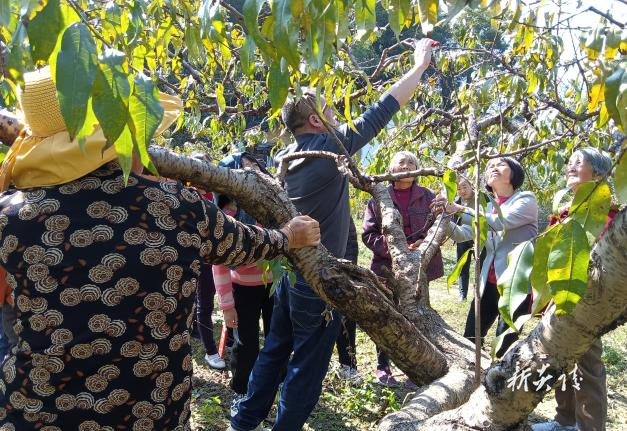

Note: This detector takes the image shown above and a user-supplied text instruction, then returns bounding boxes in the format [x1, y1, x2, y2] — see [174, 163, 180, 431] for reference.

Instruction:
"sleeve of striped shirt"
[212, 265, 235, 311]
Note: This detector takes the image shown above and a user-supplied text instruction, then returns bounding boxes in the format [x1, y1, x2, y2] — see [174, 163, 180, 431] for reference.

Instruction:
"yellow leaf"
[596, 103, 609, 128]
[587, 82, 605, 112]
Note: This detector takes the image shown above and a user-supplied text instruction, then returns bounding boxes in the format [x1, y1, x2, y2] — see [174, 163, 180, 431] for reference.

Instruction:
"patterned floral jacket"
[0, 162, 288, 430]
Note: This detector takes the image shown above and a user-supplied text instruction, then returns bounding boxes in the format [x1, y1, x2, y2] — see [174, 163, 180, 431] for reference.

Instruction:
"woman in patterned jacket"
[0, 67, 319, 430]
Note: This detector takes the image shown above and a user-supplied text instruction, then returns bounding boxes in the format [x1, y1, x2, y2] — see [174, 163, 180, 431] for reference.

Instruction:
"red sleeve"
[600, 209, 618, 237]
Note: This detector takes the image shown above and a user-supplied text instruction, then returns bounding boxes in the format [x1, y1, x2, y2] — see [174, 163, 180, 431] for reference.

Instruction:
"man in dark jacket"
[230, 38, 439, 431]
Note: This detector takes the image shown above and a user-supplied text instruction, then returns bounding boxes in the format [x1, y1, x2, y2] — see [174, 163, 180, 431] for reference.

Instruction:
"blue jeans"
[231, 274, 342, 431]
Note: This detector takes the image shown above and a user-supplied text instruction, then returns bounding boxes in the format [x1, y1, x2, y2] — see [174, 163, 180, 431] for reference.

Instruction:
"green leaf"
[507, 0, 521, 32]
[215, 82, 226, 115]
[311, 0, 337, 69]
[497, 240, 534, 330]
[101, 0, 128, 43]
[55, 22, 98, 141]
[443, 169, 457, 202]
[389, 0, 411, 37]
[267, 58, 289, 115]
[417, 0, 438, 35]
[243, 0, 275, 60]
[617, 72, 627, 133]
[570, 181, 612, 239]
[552, 187, 570, 214]
[240, 36, 256, 78]
[198, 0, 219, 36]
[0, 79, 17, 107]
[447, 248, 471, 289]
[184, 25, 204, 64]
[126, 0, 144, 46]
[26, 0, 64, 63]
[128, 73, 163, 177]
[605, 29, 621, 59]
[0, 142, 10, 163]
[92, 49, 131, 146]
[547, 219, 590, 315]
[272, 0, 300, 67]
[6, 22, 29, 84]
[75, 97, 98, 151]
[0, 0, 11, 27]
[114, 125, 134, 183]
[344, 81, 359, 134]
[335, 0, 349, 47]
[604, 65, 625, 128]
[354, 0, 376, 40]
[616, 151, 627, 205]
[530, 226, 558, 316]
[583, 27, 604, 61]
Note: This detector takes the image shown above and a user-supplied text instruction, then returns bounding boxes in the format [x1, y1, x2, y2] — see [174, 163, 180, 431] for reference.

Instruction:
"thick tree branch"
[390, 209, 627, 430]
[371, 168, 443, 182]
[276, 150, 360, 187]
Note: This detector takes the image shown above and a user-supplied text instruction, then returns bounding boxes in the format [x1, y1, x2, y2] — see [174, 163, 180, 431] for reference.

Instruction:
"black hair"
[485, 157, 525, 193]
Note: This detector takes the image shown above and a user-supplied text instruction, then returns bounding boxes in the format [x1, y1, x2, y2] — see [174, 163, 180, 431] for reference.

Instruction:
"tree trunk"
[381, 209, 627, 430]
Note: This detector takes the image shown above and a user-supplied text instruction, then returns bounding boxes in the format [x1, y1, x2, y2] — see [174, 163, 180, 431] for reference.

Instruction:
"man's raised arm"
[339, 38, 438, 154]
[383, 38, 437, 107]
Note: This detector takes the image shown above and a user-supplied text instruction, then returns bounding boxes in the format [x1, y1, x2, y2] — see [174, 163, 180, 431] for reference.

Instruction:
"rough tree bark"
[410, 208, 627, 431]
[148, 146, 626, 431]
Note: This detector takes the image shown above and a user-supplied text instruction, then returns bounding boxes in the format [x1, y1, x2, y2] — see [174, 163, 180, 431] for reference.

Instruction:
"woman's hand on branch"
[430, 197, 462, 216]
[408, 239, 423, 251]
[281, 215, 320, 249]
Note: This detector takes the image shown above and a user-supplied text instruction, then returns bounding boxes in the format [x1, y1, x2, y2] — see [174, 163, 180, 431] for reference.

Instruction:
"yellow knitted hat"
[0, 66, 182, 190]
[18, 67, 67, 137]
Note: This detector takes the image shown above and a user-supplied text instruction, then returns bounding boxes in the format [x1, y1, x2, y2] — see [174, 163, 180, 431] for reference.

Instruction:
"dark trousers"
[376, 346, 390, 370]
[555, 338, 607, 431]
[463, 280, 531, 358]
[232, 274, 342, 431]
[336, 317, 357, 369]
[456, 242, 487, 299]
[231, 283, 274, 395]
[195, 267, 218, 355]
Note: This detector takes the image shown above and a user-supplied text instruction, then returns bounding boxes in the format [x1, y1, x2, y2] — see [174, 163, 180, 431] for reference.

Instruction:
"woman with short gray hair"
[571, 147, 612, 177]
[533, 147, 616, 431]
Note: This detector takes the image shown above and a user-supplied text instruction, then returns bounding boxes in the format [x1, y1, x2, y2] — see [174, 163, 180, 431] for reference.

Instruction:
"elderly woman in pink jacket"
[362, 151, 443, 385]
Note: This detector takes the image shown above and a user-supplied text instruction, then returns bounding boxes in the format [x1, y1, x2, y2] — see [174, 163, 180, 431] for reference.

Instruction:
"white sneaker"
[337, 365, 361, 384]
[531, 421, 578, 431]
[230, 393, 246, 418]
[205, 353, 226, 370]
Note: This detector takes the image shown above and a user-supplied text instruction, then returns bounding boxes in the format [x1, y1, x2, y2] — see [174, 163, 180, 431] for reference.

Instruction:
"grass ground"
[190, 233, 627, 430]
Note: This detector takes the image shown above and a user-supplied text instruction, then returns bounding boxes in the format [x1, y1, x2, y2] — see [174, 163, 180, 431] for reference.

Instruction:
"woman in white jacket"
[434, 157, 538, 357]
